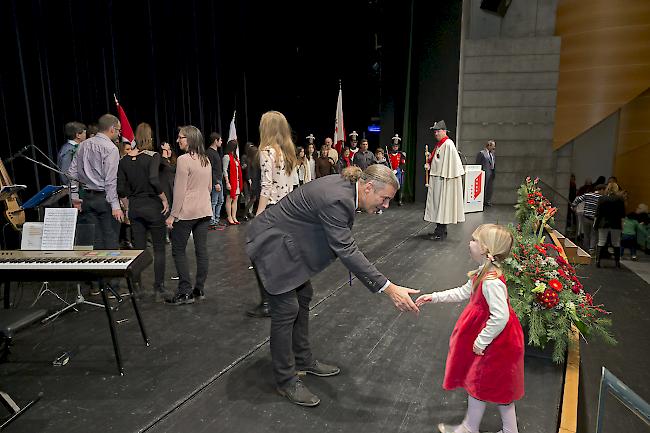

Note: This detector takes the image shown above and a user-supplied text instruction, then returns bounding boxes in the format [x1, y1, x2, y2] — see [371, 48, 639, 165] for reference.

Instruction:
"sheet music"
[41, 208, 78, 250]
[20, 222, 44, 250]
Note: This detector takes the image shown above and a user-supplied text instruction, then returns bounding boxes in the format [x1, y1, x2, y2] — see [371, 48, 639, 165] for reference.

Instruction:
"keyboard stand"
[0, 249, 152, 375]
[41, 283, 104, 324]
[100, 277, 149, 376]
[31, 281, 78, 314]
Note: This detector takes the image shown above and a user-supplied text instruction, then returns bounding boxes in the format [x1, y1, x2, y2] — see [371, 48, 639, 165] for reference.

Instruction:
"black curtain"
[0, 0, 461, 204]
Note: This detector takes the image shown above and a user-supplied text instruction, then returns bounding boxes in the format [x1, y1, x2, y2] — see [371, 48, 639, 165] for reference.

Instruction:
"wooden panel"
[614, 89, 650, 211]
[556, 0, 650, 35]
[552, 0, 650, 149]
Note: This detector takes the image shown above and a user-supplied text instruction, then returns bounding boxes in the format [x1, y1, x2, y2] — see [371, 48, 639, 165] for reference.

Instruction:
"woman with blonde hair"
[416, 224, 524, 433]
[247, 110, 297, 318]
[255, 110, 297, 215]
[165, 125, 213, 305]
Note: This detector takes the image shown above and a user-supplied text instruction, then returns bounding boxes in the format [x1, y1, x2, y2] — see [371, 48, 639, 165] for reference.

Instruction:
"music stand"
[21, 185, 68, 211]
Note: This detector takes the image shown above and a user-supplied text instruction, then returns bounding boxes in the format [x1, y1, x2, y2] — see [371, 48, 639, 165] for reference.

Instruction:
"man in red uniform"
[348, 131, 360, 157]
[387, 134, 406, 206]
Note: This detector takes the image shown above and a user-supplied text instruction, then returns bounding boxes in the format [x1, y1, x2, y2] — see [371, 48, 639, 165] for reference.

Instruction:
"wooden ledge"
[544, 225, 581, 433]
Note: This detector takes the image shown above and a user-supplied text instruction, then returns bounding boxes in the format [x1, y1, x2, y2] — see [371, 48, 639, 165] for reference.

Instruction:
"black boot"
[596, 246, 606, 268]
[614, 248, 621, 268]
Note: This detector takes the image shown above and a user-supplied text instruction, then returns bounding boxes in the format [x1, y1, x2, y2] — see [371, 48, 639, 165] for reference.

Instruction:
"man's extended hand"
[383, 283, 420, 313]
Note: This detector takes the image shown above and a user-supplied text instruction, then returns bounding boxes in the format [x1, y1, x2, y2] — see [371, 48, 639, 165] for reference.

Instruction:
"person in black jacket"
[594, 183, 626, 268]
[118, 135, 169, 300]
[245, 165, 419, 407]
[206, 132, 225, 227]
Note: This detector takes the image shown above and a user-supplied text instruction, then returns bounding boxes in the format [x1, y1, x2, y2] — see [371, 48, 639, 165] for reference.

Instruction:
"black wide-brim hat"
[429, 120, 447, 130]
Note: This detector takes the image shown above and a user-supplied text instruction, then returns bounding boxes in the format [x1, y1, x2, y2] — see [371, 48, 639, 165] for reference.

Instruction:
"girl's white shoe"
[437, 423, 472, 433]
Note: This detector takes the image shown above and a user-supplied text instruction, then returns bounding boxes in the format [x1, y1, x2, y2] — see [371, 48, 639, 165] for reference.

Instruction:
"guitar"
[0, 159, 25, 231]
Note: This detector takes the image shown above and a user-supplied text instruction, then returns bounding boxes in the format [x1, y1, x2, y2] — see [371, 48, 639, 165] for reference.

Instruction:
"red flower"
[549, 279, 563, 292]
[538, 288, 559, 309]
[534, 244, 547, 255]
[528, 199, 536, 205]
[585, 293, 594, 306]
[572, 281, 583, 294]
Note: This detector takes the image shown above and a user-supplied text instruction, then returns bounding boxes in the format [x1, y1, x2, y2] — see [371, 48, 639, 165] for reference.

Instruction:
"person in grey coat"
[475, 140, 496, 206]
[245, 164, 420, 407]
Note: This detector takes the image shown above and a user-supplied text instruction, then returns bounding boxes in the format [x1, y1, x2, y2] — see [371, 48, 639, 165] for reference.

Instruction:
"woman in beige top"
[165, 125, 213, 305]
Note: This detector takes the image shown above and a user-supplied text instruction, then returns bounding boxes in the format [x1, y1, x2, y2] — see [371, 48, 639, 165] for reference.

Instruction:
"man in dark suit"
[475, 140, 496, 206]
[246, 164, 420, 407]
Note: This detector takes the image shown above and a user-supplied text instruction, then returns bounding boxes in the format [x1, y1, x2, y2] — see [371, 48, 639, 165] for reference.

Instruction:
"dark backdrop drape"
[0, 0, 461, 208]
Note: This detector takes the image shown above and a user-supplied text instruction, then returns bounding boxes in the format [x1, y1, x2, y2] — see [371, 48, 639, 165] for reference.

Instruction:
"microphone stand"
[17, 147, 85, 212]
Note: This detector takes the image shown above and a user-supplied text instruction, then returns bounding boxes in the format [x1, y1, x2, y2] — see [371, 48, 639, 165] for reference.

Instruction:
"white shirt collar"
[355, 181, 359, 210]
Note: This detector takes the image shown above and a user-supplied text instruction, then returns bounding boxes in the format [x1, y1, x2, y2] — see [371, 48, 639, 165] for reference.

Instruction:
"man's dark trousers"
[266, 280, 314, 389]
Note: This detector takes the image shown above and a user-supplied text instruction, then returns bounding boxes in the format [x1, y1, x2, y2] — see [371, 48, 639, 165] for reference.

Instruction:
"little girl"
[416, 224, 524, 433]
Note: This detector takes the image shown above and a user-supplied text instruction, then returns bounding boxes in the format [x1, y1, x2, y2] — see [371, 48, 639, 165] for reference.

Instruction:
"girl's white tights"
[497, 402, 519, 433]
[458, 395, 486, 432]
[455, 396, 519, 433]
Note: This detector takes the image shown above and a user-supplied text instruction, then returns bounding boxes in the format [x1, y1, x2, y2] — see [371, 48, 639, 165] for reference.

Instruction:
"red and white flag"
[114, 94, 135, 144]
[228, 111, 239, 157]
[333, 86, 345, 155]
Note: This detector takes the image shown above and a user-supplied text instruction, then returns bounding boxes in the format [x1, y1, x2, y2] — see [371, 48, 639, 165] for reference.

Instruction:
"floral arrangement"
[515, 176, 557, 229]
[503, 178, 615, 363]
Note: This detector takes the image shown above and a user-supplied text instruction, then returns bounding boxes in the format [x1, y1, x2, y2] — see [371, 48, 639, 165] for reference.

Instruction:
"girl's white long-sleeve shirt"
[430, 278, 509, 351]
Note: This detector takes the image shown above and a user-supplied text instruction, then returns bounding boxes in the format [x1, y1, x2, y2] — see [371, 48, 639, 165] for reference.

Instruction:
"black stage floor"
[4, 204, 640, 433]
[578, 256, 650, 433]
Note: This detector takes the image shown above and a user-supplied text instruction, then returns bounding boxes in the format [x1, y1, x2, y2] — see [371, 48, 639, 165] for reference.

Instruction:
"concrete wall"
[570, 112, 618, 187]
[457, 0, 565, 205]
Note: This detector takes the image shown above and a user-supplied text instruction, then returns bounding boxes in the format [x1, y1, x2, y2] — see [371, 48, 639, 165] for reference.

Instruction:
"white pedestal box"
[463, 165, 485, 213]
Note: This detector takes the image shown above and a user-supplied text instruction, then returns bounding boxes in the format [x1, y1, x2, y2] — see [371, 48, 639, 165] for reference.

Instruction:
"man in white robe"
[424, 120, 465, 240]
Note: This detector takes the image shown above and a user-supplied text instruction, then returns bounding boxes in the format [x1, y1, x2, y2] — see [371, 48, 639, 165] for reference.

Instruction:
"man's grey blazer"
[245, 174, 388, 295]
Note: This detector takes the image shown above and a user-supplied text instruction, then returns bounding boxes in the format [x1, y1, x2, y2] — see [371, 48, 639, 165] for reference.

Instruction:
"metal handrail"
[596, 367, 650, 432]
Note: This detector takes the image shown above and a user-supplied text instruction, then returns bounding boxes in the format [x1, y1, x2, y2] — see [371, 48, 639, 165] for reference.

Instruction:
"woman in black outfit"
[159, 141, 177, 211]
[118, 123, 170, 300]
[594, 182, 626, 268]
[244, 142, 260, 219]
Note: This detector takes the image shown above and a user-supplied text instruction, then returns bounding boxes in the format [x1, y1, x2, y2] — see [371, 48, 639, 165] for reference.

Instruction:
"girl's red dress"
[443, 275, 525, 404]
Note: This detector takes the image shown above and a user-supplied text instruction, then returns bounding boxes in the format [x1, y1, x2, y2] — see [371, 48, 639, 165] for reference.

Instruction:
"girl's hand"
[415, 294, 434, 306]
[165, 215, 175, 229]
[473, 343, 485, 356]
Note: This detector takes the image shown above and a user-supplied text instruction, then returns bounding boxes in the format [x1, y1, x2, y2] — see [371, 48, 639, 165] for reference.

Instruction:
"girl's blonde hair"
[259, 111, 297, 175]
[467, 224, 514, 291]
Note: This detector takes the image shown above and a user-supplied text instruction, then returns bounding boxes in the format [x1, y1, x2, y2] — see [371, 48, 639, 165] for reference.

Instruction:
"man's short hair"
[64, 121, 86, 140]
[209, 132, 221, 144]
[98, 114, 120, 132]
[594, 184, 607, 191]
[360, 138, 369, 145]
